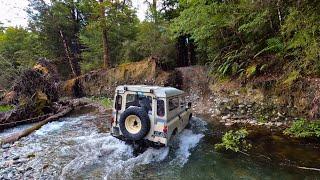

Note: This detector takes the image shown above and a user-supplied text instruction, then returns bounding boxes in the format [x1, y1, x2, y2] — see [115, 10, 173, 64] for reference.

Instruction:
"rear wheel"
[119, 107, 150, 141]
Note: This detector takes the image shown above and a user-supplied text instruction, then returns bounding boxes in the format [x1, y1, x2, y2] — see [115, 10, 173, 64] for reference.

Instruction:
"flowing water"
[1, 113, 320, 179]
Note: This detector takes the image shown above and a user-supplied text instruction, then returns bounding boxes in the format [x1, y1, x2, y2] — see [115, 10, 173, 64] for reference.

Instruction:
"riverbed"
[0, 112, 320, 179]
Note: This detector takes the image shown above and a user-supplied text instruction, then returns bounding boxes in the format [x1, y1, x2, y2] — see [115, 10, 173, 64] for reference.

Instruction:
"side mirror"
[187, 102, 192, 109]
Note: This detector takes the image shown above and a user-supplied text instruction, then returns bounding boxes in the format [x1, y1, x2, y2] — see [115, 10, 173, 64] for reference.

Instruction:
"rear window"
[169, 97, 179, 111]
[157, 100, 165, 117]
[125, 93, 153, 113]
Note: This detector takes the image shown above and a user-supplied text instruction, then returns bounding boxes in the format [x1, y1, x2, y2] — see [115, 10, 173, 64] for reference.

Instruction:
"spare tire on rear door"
[119, 106, 151, 141]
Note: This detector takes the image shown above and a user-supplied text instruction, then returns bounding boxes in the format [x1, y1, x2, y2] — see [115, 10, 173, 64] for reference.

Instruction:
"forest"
[0, 0, 319, 90]
[1, 1, 320, 179]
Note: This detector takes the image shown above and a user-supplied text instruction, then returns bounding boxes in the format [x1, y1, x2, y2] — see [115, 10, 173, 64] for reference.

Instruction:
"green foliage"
[79, 0, 139, 72]
[0, 105, 14, 112]
[284, 119, 320, 138]
[282, 70, 300, 87]
[246, 65, 257, 78]
[257, 115, 267, 123]
[0, 27, 45, 88]
[171, 0, 320, 80]
[215, 128, 251, 153]
[90, 96, 112, 108]
[254, 37, 284, 58]
[120, 21, 176, 66]
[1, 0, 318, 85]
[281, 6, 320, 75]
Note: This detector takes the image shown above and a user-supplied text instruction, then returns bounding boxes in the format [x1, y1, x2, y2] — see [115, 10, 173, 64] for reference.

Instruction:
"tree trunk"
[59, 30, 81, 77]
[99, 0, 110, 69]
[0, 106, 73, 144]
[153, 0, 157, 23]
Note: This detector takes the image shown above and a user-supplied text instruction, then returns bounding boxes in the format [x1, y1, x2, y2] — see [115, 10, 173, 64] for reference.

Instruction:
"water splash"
[1, 115, 206, 179]
[172, 130, 204, 166]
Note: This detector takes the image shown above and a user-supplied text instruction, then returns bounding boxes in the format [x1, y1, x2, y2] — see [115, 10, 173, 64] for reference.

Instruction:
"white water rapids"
[0, 115, 207, 179]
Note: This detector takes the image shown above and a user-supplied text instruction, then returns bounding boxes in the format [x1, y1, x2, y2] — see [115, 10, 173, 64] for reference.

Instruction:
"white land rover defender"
[111, 85, 192, 146]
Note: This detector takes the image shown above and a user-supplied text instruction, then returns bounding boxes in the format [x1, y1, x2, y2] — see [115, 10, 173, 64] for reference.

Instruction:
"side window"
[157, 99, 165, 117]
[180, 97, 186, 108]
[169, 97, 179, 111]
[115, 95, 122, 110]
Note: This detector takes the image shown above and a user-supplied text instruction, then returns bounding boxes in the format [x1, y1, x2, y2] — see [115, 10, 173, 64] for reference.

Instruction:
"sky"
[0, 0, 148, 28]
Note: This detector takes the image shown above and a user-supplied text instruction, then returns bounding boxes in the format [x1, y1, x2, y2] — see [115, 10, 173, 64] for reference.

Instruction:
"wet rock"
[26, 153, 35, 159]
[13, 159, 27, 165]
[26, 167, 33, 171]
[249, 120, 257, 124]
[277, 112, 284, 117]
[234, 91, 240, 96]
[221, 115, 231, 120]
[225, 122, 234, 126]
[17, 167, 25, 173]
[238, 104, 245, 108]
[2, 144, 10, 149]
[212, 109, 221, 116]
[275, 122, 283, 127]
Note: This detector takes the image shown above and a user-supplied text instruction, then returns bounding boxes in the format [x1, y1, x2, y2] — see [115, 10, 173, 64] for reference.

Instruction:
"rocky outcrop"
[63, 57, 182, 97]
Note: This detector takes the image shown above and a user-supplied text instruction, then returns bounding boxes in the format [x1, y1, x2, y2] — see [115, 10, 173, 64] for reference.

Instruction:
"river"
[0, 112, 320, 179]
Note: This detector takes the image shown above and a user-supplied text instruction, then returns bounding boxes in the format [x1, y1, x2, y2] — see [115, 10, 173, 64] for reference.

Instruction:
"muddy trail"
[1, 110, 320, 179]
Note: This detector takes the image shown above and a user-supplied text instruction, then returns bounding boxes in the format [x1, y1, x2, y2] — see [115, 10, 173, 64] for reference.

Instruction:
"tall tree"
[28, 0, 82, 77]
[99, 0, 110, 69]
[79, 0, 138, 71]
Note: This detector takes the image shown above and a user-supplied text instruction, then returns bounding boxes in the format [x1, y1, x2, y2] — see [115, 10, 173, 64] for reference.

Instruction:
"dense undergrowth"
[90, 96, 113, 108]
[171, 0, 320, 83]
[284, 119, 320, 138]
[215, 128, 251, 153]
[0, 104, 14, 113]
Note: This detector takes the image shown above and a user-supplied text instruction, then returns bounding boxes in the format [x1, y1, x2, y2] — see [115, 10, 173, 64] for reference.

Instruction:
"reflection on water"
[1, 114, 320, 179]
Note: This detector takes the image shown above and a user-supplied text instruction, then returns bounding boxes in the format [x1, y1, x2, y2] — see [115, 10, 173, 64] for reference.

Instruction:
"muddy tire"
[119, 107, 150, 141]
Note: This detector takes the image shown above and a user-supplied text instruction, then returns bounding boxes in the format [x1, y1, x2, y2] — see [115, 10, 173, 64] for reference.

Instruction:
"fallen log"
[0, 113, 52, 131]
[297, 166, 320, 172]
[0, 106, 73, 145]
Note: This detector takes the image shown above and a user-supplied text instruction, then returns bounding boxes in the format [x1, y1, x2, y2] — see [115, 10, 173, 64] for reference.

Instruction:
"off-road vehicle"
[111, 85, 192, 146]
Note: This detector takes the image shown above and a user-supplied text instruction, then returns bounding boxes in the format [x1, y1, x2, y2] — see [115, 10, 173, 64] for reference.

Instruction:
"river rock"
[249, 120, 257, 124]
[213, 109, 221, 115]
[225, 122, 234, 126]
[238, 104, 245, 108]
[26, 153, 36, 159]
[2, 144, 10, 149]
[221, 115, 231, 120]
[13, 156, 19, 160]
